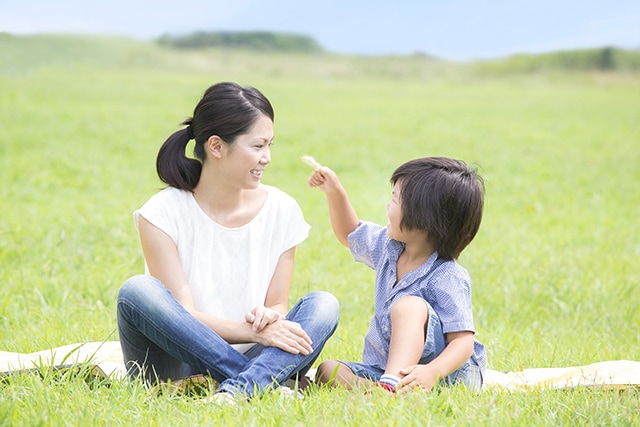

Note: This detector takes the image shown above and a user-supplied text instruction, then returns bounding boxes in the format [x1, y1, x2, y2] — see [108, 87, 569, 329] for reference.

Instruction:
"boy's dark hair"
[156, 82, 274, 192]
[390, 157, 484, 260]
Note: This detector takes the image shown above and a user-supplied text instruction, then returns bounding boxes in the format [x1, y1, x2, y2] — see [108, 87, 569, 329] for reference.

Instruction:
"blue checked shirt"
[348, 221, 487, 375]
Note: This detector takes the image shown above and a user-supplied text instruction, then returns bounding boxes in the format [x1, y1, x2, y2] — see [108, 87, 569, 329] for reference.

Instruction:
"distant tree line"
[157, 31, 324, 53]
[475, 47, 640, 73]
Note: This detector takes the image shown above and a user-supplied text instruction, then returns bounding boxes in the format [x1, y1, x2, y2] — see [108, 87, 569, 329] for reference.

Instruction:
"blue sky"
[1, 0, 639, 60]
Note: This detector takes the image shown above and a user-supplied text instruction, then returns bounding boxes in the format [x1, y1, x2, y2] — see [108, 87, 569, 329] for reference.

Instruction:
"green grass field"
[1, 35, 639, 425]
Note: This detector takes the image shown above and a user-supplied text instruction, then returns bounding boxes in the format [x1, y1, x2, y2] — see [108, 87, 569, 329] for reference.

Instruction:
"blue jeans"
[117, 274, 339, 397]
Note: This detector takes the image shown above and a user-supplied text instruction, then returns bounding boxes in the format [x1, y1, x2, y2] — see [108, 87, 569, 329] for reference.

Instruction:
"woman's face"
[224, 114, 274, 189]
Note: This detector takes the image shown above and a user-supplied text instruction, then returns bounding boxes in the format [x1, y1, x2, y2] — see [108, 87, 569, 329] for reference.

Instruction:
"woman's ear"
[207, 135, 224, 159]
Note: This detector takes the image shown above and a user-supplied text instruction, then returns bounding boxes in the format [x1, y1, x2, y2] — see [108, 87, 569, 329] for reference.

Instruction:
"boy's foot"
[364, 381, 397, 396]
[373, 381, 396, 394]
[373, 381, 397, 393]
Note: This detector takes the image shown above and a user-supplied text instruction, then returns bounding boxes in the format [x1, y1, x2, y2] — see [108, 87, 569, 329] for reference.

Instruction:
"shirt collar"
[387, 238, 439, 268]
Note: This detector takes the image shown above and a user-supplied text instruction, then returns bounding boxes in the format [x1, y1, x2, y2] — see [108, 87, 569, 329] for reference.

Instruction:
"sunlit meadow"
[1, 36, 639, 425]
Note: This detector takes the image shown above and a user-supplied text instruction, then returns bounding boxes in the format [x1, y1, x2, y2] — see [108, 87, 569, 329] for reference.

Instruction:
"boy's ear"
[207, 135, 224, 158]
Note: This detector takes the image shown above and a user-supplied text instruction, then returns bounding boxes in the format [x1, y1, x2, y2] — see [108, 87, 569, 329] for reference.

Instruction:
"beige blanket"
[2, 342, 639, 390]
[0, 341, 127, 379]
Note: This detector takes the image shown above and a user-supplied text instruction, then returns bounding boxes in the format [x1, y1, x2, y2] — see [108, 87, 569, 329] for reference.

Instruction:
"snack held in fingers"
[301, 155, 322, 169]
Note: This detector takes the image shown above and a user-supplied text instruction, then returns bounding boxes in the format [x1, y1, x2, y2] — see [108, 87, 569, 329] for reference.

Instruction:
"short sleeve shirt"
[134, 185, 310, 332]
[348, 221, 486, 374]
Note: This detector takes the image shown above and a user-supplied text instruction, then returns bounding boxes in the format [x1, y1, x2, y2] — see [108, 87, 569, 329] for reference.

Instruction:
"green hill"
[473, 46, 640, 74]
[1, 33, 638, 77]
[0, 33, 170, 73]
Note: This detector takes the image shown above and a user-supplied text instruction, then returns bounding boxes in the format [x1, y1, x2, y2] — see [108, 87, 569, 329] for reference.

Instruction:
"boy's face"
[385, 181, 403, 241]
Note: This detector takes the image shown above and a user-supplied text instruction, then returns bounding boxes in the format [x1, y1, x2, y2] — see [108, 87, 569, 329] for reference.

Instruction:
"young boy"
[308, 157, 486, 393]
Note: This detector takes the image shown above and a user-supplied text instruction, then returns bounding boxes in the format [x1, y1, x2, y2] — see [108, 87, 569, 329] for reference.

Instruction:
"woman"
[116, 82, 339, 400]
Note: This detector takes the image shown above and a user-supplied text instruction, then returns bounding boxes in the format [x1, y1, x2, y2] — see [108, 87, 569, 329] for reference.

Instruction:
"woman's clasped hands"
[245, 305, 313, 356]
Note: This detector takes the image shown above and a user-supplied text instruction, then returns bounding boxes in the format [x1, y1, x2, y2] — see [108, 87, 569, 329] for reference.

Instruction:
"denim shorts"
[340, 301, 483, 391]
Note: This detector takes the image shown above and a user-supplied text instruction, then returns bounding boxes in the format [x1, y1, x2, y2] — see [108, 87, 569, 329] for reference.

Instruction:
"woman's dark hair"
[390, 157, 485, 260]
[156, 82, 274, 191]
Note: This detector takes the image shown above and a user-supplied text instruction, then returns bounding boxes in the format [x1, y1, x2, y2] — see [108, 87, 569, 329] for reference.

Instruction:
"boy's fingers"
[399, 365, 416, 375]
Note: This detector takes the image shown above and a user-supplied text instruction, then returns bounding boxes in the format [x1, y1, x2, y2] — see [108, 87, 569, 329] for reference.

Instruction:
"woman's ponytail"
[156, 119, 202, 192]
[154, 82, 274, 192]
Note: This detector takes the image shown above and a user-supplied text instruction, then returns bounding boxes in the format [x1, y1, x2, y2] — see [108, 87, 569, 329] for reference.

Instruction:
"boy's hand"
[308, 166, 342, 194]
[303, 155, 358, 246]
[397, 364, 438, 393]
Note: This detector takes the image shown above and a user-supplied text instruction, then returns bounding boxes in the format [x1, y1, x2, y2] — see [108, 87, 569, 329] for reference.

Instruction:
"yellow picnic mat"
[0, 341, 127, 379]
[2, 341, 639, 390]
[483, 360, 640, 390]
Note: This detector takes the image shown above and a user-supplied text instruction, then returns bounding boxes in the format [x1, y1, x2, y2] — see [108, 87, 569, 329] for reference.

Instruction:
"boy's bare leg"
[384, 296, 429, 379]
[317, 296, 428, 392]
[315, 360, 370, 390]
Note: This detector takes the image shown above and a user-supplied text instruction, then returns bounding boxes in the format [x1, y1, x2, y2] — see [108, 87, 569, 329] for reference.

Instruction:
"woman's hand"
[245, 305, 285, 332]
[254, 319, 313, 355]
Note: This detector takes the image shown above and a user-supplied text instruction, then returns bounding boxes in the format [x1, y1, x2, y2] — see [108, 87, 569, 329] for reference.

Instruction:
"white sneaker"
[276, 386, 304, 400]
[205, 392, 238, 406]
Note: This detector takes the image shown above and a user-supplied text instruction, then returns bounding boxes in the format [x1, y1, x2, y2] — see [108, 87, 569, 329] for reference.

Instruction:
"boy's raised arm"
[308, 166, 360, 247]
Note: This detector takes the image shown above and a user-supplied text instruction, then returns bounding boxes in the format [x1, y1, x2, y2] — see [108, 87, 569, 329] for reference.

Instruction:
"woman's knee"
[306, 291, 340, 323]
[117, 275, 167, 314]
[119, 274, 163, 295]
